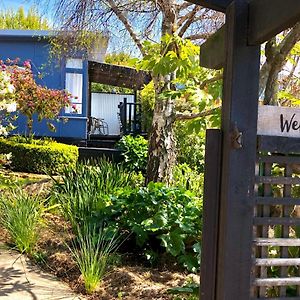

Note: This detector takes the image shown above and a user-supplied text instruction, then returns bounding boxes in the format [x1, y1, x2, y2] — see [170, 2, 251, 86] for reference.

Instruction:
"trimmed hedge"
[0, 137, 78, 174]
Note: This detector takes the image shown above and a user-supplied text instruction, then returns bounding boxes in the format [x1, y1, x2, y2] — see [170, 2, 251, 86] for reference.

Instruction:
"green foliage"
[137, 35, 221, 105]
[0, 189, 44, 254]
[52, 159, 202, 272]
[139, 35, 201, 78]
[0, 136, 78, 174]
[69, 224, 120, 294]
[0, 170, 40, 190]
[109, 182, 202, 272]
[91, 83, 133, 94]
[0, 6, 49, 30]
[172, 164, 204, 196]
[52, 160, 133, 230]
[50, 30, 108, 62]
[140, 82, 155, 132]
[136, 34, 222, 136]
[168, 281, 199, 300]
[116, 135, 148, 173]
[105, 52, 135, 67]
[175, 123, 206, 172]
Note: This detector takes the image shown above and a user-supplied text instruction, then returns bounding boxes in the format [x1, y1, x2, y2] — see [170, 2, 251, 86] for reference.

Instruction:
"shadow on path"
[0, 249, 82, 300]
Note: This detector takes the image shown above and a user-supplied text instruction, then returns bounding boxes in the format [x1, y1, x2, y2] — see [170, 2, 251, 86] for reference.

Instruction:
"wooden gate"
[192, 0, 300, 299]
[201, 132, 300, 299]
[252, 136, 300, 299]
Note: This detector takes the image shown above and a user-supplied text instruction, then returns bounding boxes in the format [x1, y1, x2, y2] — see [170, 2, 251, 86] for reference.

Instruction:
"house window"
[66, 58, 83, 69]
[65, 72, 83, 114]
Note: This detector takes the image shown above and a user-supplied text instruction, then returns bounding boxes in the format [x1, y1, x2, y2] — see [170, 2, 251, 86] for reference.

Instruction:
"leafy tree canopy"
[0, 6, 50, 30]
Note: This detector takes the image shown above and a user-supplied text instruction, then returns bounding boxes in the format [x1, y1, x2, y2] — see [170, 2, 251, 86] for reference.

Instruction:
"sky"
[0, 0, 143, 55]
[0, 0, 35, 10]
[0, 0, 54, 20]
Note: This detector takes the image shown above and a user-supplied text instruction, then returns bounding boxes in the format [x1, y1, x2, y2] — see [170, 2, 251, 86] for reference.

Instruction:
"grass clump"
[0, 189, 44, 254]
[52, 159, 132, 229]
[70, 224, 120, 294]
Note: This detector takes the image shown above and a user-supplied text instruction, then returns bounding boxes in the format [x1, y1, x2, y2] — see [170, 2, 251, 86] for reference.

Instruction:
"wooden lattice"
[252, 136, 300, 299]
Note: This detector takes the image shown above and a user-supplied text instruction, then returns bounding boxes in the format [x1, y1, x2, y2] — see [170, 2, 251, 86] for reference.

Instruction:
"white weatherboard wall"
[91, 93, 134, 135]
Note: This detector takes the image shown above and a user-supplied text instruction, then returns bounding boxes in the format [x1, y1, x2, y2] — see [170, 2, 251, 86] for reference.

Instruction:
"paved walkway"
[0, 246, 83, 300]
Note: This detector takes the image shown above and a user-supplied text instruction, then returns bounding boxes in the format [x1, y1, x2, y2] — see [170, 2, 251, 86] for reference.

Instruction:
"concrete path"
[0, 246, 84, 300]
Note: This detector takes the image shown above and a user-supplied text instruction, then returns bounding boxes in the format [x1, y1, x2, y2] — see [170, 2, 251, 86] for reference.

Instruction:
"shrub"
[108, 182, 203, 272]
[140, 81, 155, 133]
[0, 136, 78, 174]
[52, 160, 133, 230]
[0, 189, 44, 254]
[6, 59, 71, 135]
[172, 163, 204, 196]
[69, 224, 120, 294]
[116, 135, 148, 173]
[175, 124, 206, 172]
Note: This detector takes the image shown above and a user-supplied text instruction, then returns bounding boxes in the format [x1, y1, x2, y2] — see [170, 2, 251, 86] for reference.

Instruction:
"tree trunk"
[145, 93, 176, 184]
[145, 0, 178, 184]
[27, 117, 33, 136]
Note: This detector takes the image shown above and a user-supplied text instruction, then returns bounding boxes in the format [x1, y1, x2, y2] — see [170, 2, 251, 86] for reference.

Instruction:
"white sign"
[258, 105, 300, 137]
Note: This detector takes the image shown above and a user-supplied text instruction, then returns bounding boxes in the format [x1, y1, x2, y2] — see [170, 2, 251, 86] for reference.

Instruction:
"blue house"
[0, 30, 150, 142]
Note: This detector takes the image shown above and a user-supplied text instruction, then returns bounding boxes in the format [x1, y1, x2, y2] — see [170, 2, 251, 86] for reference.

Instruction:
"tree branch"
[185, 33, 210, 40]
[178, 6, 201, 37]
[177, 5, 198, 28]
[264, 22, 300, 104]
[199, 73, 223, 89]
[177, 2, 194, 12]
[176, 106, 220, 121]
[105, 0, 145, 56]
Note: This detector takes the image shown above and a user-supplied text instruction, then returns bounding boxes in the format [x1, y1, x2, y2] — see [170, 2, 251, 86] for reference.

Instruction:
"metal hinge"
[231, 123, 243, 149]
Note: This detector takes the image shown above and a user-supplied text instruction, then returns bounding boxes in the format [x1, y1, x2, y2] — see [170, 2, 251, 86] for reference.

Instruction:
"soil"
[35, 213, 199, 300]
[0, 174, 199, 300]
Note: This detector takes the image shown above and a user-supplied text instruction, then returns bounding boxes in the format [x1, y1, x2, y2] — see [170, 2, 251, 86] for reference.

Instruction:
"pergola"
[88, 61, 151, 90]
[185, 1, 300, 299]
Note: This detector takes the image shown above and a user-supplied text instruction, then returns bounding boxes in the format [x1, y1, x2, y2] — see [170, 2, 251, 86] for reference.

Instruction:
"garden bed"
[1, 212, 198, 300]
[0, 171, 200, 300]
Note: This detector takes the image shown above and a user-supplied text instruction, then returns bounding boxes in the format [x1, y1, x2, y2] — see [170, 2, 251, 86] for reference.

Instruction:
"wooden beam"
[249, 0, 300, 45]
[186, 0, 232, 12]
[199, 0, 300, 68]
[88, 62, 151, 90]
[200, 25, 225, 69]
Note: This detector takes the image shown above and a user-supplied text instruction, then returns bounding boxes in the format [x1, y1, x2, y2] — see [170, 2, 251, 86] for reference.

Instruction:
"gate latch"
[231, 123, 243, 149]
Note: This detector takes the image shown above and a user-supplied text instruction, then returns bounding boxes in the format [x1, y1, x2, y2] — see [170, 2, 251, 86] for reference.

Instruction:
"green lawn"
[0, 170, 43, 190]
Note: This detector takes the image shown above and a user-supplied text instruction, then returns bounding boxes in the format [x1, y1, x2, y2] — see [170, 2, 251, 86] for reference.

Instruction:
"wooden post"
[200, 129, 222, 300]
[216, 1, 260, 299]
[123, 97, 127, 135]
[133, 90, 138, 133]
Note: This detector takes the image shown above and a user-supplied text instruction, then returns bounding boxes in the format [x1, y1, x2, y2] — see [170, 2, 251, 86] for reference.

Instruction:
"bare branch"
[199, 73, 223, 89]
[177, 5, 198, 28]
[283, 55, 300, 89]
[264, 22, 300, 104]
[105, 0, 145, 55]
[176, 106, 220, 121]
[178, 6, 201, 37]
[185, 33, 210, 40]
[177, 2, 194, 12]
